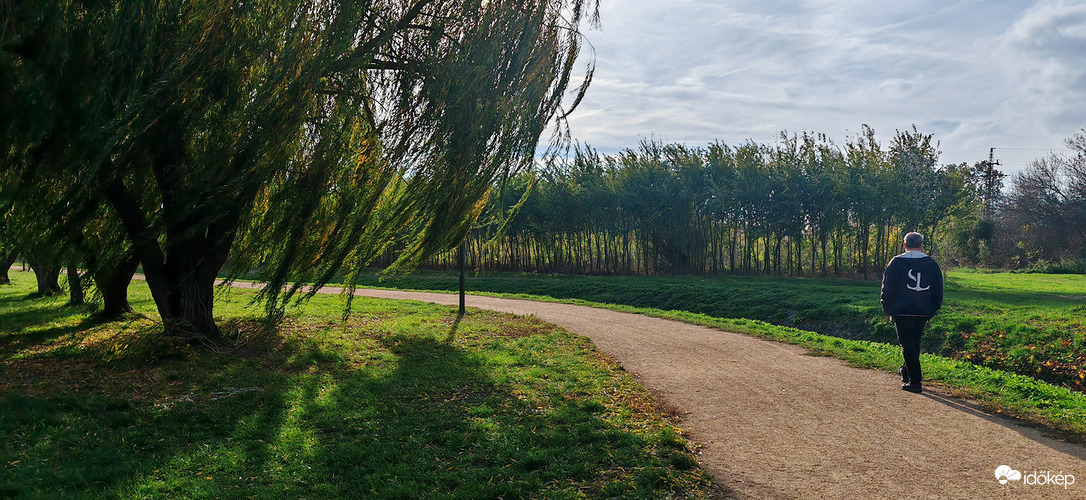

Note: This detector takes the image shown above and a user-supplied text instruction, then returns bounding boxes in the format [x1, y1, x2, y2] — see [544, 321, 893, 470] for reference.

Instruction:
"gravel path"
[258, 284, 1086, 498]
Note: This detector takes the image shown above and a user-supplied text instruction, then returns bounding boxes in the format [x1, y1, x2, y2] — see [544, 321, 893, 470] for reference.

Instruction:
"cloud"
[563, 1, 1086, 173]
[1004, 0, 1086, 56]
[998, 0, 1086, 131]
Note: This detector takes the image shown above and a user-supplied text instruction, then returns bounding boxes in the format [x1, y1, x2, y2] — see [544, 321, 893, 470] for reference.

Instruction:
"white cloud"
[563, 0, 1086, 174]
[998, 0, 1086, 130]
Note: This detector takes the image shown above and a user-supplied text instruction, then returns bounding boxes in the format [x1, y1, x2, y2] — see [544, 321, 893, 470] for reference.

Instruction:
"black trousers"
[894, 316, 928, 385]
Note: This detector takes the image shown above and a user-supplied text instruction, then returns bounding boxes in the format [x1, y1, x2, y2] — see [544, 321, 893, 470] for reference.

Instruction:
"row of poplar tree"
[418, 127, 1086, 277]
[406, 127, 1006, 277]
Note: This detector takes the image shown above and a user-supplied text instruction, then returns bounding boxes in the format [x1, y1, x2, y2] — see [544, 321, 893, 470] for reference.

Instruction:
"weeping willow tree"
[2, 0, 597, 339]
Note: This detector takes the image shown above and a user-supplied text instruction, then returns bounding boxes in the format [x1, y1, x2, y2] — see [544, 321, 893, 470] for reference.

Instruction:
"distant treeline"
[382, 126, 1086, 277]
[378, 126, 978, 277]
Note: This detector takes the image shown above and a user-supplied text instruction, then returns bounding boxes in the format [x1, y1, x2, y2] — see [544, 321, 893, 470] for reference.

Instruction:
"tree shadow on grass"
[0, 301, 89, 333]
[0, 322, 90, 357]
[0, 342, 282, 498]
[0, 300, 104, 358]
[241, 335, 697, 498]
[0, 289, 42, 306]
[445, 312, 463, 343]
[0, 328, 702, 499]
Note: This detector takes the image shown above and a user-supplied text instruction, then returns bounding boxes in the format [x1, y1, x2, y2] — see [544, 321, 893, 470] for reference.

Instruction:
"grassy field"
[352, 269, 1086, 392]
[936, 270, 1086, 391]
[342, 268, 1086, 437]
[0, 271, 710, 499]
[4, 267, 1084, 498]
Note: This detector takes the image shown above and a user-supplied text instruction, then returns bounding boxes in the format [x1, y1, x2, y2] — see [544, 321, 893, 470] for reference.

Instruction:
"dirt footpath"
[302, 286, 1086, 498]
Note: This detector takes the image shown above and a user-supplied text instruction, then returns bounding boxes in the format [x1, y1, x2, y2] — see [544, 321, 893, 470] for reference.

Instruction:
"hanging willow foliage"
[1, 0, 598, 338]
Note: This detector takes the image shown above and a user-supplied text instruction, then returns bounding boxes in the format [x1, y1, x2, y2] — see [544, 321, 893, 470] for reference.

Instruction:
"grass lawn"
[350, 269, 1086, 391]
[346, 268, 1086, 438]
[0, 270, 710, 499]
[937, 270, 1086, 390]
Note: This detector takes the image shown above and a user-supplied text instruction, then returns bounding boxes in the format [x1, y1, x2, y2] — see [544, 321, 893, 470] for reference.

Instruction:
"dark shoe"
[901, 383, 922, 394]
[898, 365, 909, 384]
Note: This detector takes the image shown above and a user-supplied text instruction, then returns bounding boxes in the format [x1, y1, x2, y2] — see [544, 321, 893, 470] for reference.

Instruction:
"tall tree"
[3, 0, 598, 339]
[437, 126, 980, 278]
[1003, 129, 1086, 262]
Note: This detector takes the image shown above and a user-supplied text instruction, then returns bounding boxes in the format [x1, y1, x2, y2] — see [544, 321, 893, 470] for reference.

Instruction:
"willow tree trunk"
[66, 261, 85, 305]
[99, 116, 245, 341]
[136, 239, 231, 339]
[136, 224, 236, 339]
[91, 255, 140, 318]
[0, 252, 17, 284]
[31, 262, 61, 295]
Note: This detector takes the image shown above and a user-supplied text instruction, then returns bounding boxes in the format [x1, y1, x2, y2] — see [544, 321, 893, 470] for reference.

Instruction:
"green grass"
[0, 271, 710, 499]
[345, 268, 1086, 438]
[936, 269, 1086, 390]
[349, 269, 1086, 389]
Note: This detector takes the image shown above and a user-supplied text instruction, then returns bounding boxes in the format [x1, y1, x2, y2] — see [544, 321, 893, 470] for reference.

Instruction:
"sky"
[563, 0, 1086, 176]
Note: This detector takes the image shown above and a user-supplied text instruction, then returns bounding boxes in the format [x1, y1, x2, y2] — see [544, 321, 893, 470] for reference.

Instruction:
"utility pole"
[979, 148, 1005, 219]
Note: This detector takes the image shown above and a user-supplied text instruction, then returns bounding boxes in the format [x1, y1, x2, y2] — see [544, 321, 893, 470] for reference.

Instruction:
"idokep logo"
[995, 465, 1021, 485]
[995, 465, 1076, 490]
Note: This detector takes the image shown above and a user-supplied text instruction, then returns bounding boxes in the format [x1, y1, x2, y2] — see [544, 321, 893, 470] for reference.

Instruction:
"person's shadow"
[922, 390, 1086, 459]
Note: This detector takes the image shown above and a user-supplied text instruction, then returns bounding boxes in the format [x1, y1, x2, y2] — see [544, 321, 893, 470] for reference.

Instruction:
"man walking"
[881, 232, 943, 393]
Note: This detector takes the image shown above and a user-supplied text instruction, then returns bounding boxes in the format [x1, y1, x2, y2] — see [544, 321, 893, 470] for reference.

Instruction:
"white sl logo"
[907, 269, 930, 291]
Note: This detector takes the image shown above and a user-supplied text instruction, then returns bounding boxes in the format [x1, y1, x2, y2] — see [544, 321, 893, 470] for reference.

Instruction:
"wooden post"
[458, 240, 466, 315]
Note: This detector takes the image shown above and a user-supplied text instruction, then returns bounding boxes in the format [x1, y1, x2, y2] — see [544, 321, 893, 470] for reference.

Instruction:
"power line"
[991, 146, 1074, 152]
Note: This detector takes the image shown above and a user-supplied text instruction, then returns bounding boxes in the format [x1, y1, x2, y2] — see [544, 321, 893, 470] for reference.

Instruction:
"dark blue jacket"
[881, 251, 943, 317]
